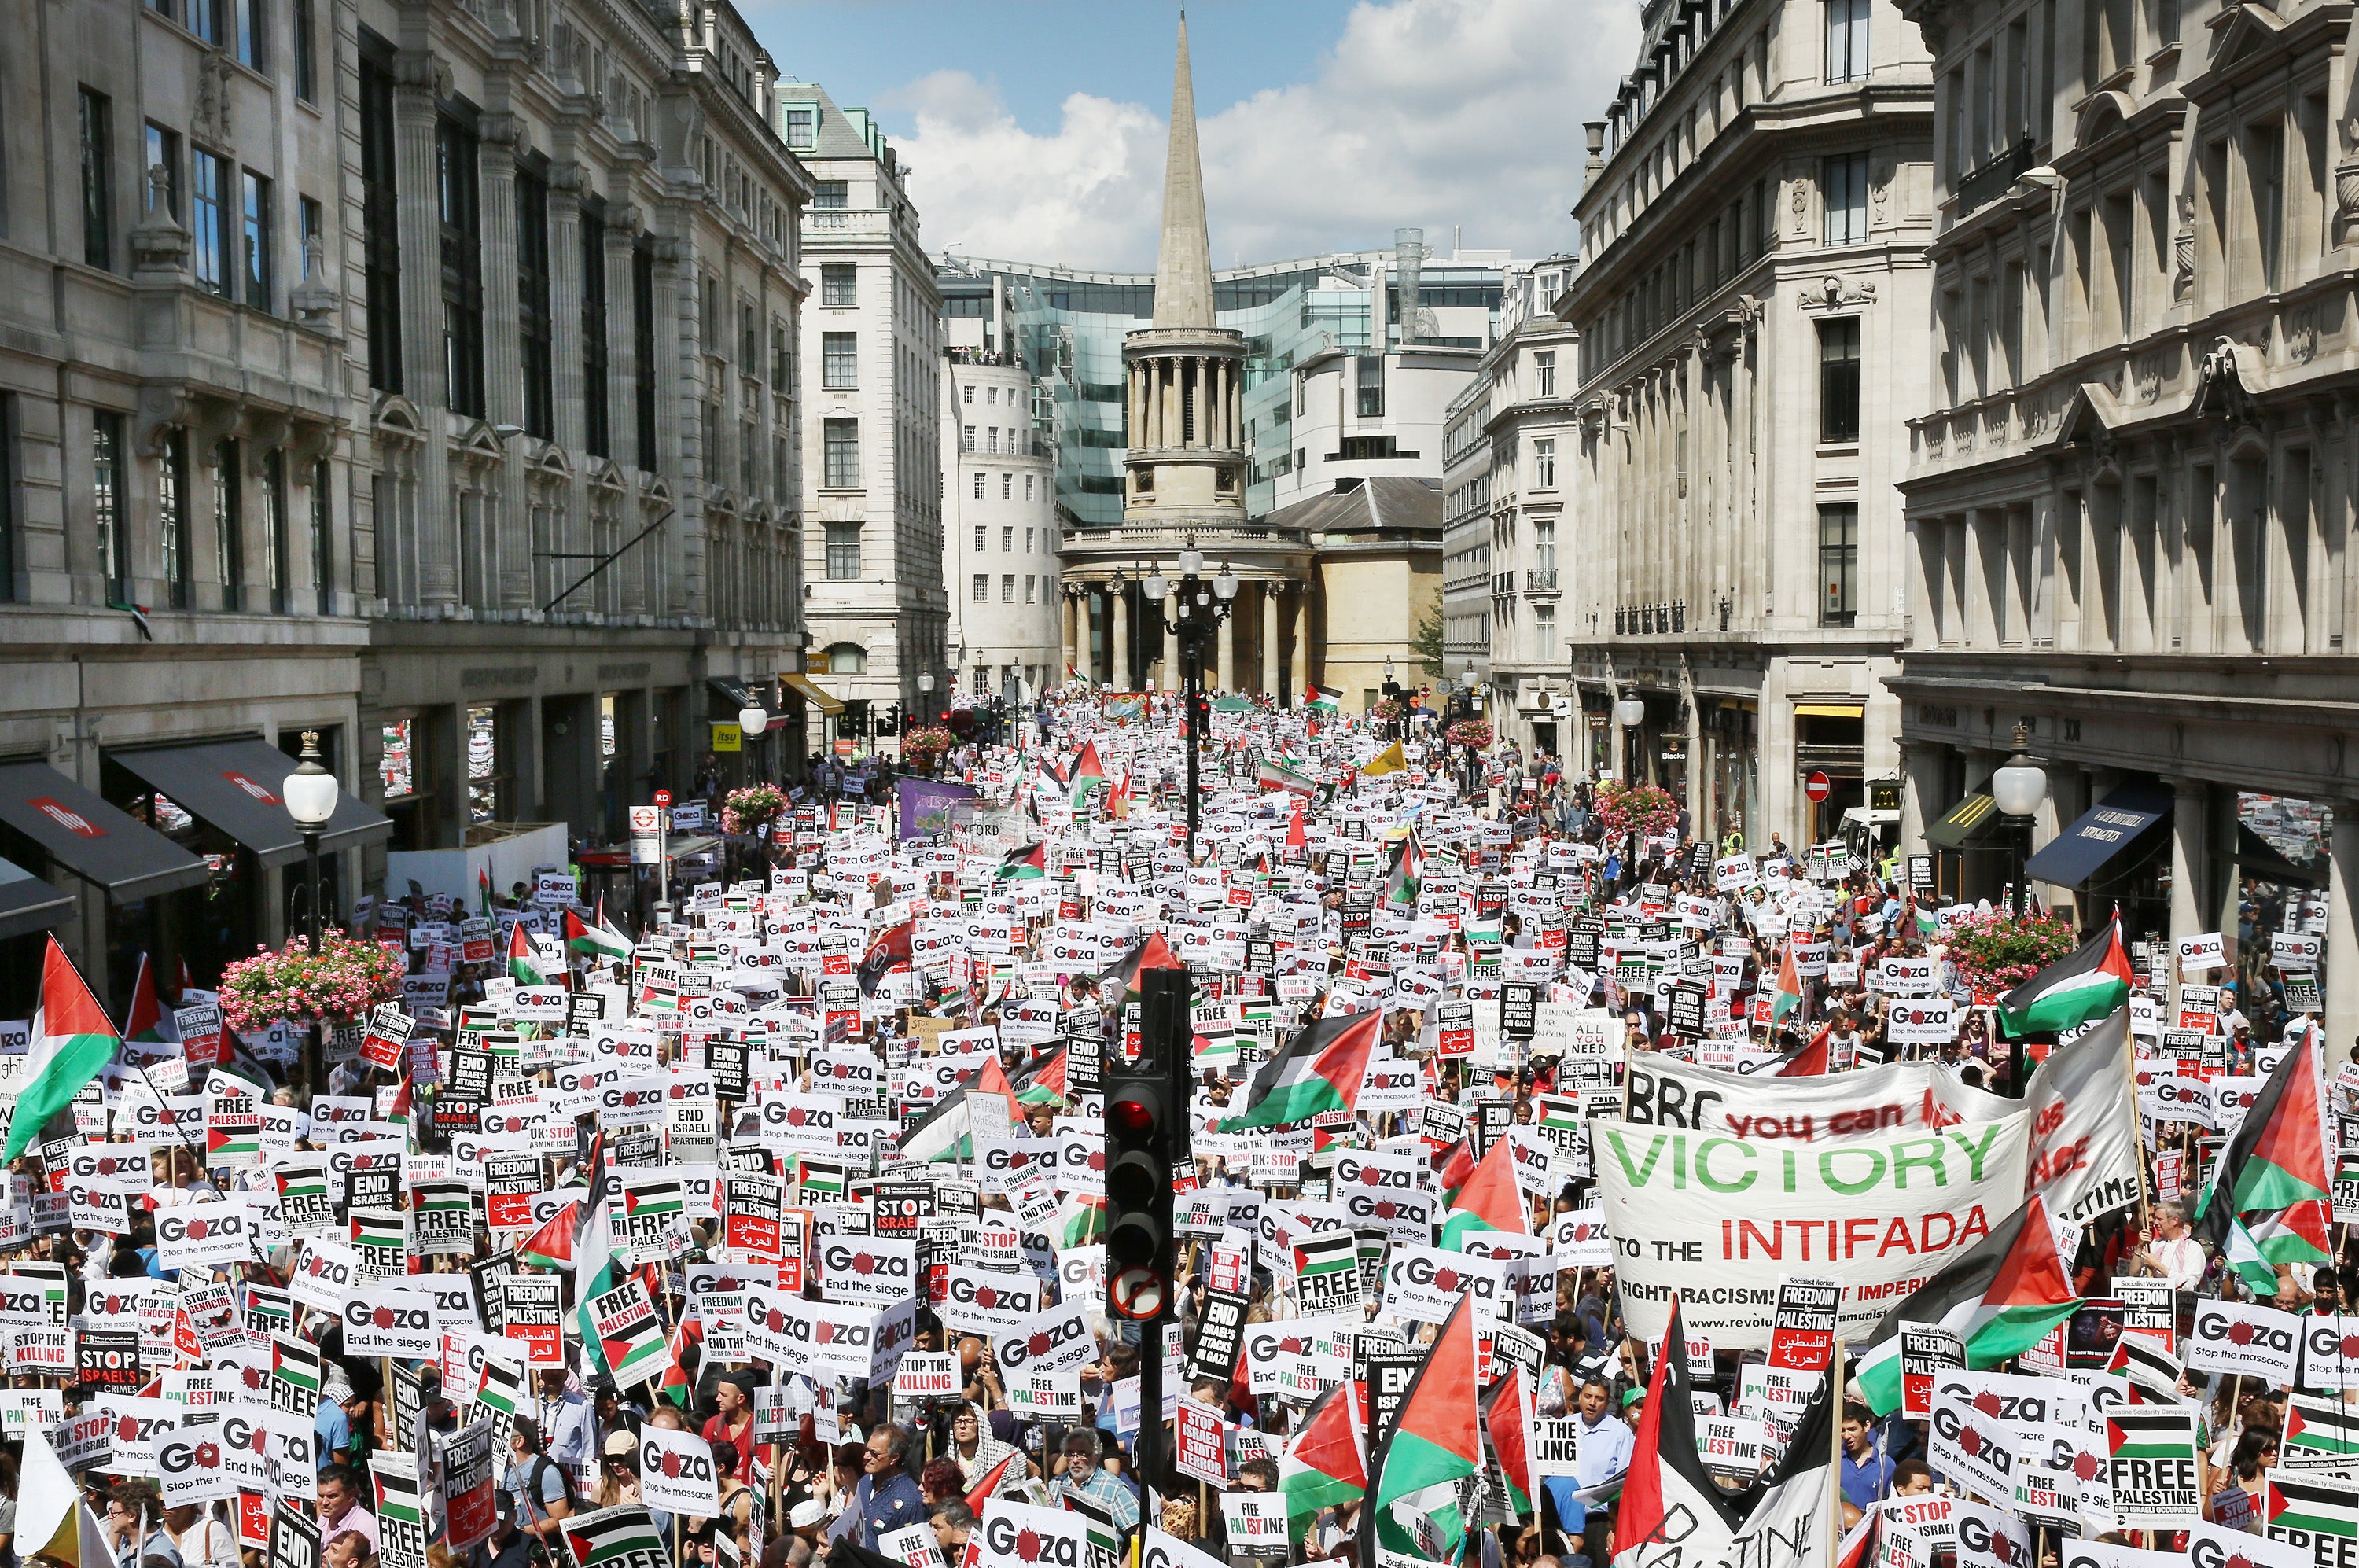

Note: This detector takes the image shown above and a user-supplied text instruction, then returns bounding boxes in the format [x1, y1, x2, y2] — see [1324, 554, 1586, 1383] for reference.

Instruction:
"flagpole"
[1827, 1337, 1846, 1568]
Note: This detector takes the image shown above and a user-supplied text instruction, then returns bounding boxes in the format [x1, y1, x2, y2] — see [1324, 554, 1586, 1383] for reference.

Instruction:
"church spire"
[1150, 13, 1216, 329]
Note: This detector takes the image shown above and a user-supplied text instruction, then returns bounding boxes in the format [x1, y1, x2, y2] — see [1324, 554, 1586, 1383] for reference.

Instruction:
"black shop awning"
[109, 738, 392, 868]
[1923, 793, 2002, 850]
[0, 856, 73, 939]
[2024, 780, 2173, 888]
[0, 759, 210, 900]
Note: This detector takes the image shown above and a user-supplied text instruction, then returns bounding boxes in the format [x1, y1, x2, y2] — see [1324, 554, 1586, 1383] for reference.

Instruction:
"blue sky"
[734, 0, 1631, 271]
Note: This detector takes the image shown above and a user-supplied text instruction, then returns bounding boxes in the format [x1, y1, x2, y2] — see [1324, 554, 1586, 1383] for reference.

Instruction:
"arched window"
[819, 642, 867, 675]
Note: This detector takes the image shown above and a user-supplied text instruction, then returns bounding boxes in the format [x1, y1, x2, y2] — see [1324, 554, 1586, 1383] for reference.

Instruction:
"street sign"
[1804, 771, 1831, 803]
[653, 790, 672, 808]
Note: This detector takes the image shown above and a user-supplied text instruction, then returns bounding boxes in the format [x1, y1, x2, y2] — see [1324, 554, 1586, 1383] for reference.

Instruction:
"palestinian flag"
[1260, 757, 1317, 797]
[1362, 741, 1407, 778]
[1384, 830, 1424, 907]
[657, 1316, 702, 1408]
[1281, 1379, 1367, 1543]
[1768, 942, 1804, 1029]
[506, 922, 548, 986]
[517, 1198, 585, 1272]
[567, 1128, 619, 1271]
[565, 909, 632, 963]
[562, 1504, 671, 1567]
[1439, 1136, 1530, 1250]
[1070, 741, 1106, 811]
[580, 1269, 673, 1389]
[1221, 1009, 1383, 1132]
[2284, 1393, 2359, 1467]
[2, 937, 123, 1164]
[1611, 1294, 1838, 1568]
[2265, 1472, 2359, 1539]
[1307, 686, 1342, 716]
[1483, 1367, 1537, 1519]
[1995, 913, 2133, 1036]
[2104, 1333, 2183, 1404]
[1057, 1191, 1106, 1249]
[2105, 1408, 2195, 1460]
[1014, 1044, 1070, 1107]
[122, 954, 178, 1046]
[1367, 1286, 1482, 1565]
[963, 1451, 1021, 1511]
[2195, 1026, 2331, 1290]
[857, 918, 915, 996]
[1434, 1137, 1478, 1205]
[1769, 1020, 1833, 1077]
[478, 867, 495, 918]
[997, 841, 1047, 882]
[1098, 933, 1185, 1002]
[1855, 1193, 2079, 1415]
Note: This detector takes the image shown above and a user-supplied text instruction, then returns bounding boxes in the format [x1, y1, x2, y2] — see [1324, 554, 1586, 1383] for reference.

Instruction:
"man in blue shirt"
[828, 1423, 925, 1549]
[1840, 1402, 1896, 1508]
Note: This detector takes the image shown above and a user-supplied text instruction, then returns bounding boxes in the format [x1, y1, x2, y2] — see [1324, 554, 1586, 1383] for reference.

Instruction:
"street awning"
[2232, 823, 2327, 889]
[2025, 779, 2174, 888]
[109, 738, 394, 869]
[1794, 702, 1865, 718]
[1923, 793, 2002, 850]
[0, 759, 210, 900]
[779, 673, 845, 716]
[708, 675, 785, 721]
[0, 856, 73, 940]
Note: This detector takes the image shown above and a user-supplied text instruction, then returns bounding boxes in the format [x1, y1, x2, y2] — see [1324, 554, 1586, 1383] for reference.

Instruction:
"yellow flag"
[1361, 740, 1407, 777]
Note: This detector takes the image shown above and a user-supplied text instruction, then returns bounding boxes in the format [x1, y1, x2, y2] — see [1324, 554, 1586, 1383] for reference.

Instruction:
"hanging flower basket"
[1942, 908, 2081, 996]
[902, 724, 955, 774]
[721, 782, 788, 836]
[1446, 719, 1493, 749]
[1369, 698, 1403, 722]
[219, 930, 406, 1032]
[1592, 780, 1682, 840]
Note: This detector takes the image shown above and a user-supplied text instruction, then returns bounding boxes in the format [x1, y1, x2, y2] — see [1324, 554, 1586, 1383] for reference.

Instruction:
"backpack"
[528, 1454, 582, 1517]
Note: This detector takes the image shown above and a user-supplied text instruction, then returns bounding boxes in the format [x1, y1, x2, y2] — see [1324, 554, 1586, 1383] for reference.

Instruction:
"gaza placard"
[1618, 1052, 2010, 1142]
[1594, 1110, 2030, 1351]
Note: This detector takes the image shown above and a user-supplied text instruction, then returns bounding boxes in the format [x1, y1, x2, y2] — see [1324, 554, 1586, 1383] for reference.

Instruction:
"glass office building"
[937, 251, 1510, 526]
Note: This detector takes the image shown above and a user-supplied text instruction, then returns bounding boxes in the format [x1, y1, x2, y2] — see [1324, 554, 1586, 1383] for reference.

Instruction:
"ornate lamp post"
[1141, 547, 1238, 854]
[282, 731, 339, 1097]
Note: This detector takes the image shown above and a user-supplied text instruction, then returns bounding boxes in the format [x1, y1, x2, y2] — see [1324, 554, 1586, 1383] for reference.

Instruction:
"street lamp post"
[738, 702, 772, 878]
[1382, 657, 1400, 741]
[1141, 547, 1238, 856]
[282, 731, 339, 1098]
[1614, 694, 1647, 785]
[1989, 722, 2049, 920]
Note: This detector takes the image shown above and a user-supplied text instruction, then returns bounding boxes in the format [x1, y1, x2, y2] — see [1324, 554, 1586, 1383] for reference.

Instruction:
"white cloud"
[891, 0, 1636, 271]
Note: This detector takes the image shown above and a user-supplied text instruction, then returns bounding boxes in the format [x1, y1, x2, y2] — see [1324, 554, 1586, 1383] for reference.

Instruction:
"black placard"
[1500, 982, 1540, 1040]
[1185, 1286, 1251, 1385]
[1667, 982, 1708, 1039]
[1364, 1351, 1426, 1445]
[77, 1327, 142, 1387]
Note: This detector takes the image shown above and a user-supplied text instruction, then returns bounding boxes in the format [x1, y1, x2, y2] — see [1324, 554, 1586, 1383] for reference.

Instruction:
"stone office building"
[1893, 0, 2359, 1057]
[0, 0, 813, 1010]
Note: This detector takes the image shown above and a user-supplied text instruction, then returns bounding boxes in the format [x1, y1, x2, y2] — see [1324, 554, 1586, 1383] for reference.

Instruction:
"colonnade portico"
[1058, 572, 1312, 698]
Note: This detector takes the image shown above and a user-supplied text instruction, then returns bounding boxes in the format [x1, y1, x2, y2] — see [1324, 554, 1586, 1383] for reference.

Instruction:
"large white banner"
[1619, 1051, 2011, 1142]
[2024, 1009, 2143, 1226]
[1595, 1110, 2031, 1350]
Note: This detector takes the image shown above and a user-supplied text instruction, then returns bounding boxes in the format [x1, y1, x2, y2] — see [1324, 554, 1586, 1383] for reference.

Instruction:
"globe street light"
[1990, 721, 2048, 920]
[283, 731, 339, 954]
[1614, 693, 1646, 784]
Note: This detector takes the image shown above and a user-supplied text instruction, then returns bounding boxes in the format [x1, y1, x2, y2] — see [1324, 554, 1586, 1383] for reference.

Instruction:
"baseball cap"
[604, 1430, 640, 1456]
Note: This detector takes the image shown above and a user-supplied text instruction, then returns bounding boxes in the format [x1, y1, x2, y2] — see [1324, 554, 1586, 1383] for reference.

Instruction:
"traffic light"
[883, 701, 903, 734]
[1106, 966, 1191, 1321]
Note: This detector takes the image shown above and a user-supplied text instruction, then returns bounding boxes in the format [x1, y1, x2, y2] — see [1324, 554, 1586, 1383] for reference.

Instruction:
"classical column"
[1157, 593, 1176, 688]
[1216, 604, 1235, 693]
[1062, 590, 1079, 675]
[1260, 583, 1279, 697]
[392, 50, 456, 606]
[1289, 583, 1310, 703]
[2325, 801, 2359, 1076]
[2166, 775, 2208, 945]
[547, 160, 588, 608]
[1112, 586, 1130, 688]
[477, 113, 527, 608]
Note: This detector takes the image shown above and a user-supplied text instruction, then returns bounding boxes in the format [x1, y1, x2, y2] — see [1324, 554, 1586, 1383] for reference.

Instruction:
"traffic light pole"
[1114, 964, 1194, 1501]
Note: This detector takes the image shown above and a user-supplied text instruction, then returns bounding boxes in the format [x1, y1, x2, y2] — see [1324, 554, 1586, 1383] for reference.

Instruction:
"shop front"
[0, 757, 212, 1016]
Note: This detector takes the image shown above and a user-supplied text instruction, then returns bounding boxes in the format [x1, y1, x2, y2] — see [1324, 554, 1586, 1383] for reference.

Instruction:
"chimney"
[1393, 227, 1425, 347]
